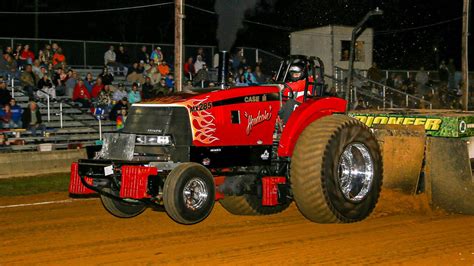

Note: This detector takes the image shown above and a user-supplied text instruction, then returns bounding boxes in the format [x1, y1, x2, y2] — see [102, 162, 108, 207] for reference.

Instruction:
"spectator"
[128, 83, 141, 104]
[232, 49, 244, 72]
[244, 67, 257, 84]
[13, 44, 22, 65]
[104, 45, 119, 75]
[109, 97, 129, 121]
[196, 47, 206, 63]
[238, 57, 248, 70]
[115, 45, 130, 76]
[22, 101, 45, 137]
[165, 74, 174, 90]
[51, 43, 60, 54]
[153, 78, 170, 96]
[194, 55, 205, 73]
[72, 79, 91, 107]
[112, 83, 128, 102]
[20, 44, 35, 65]
[84, 72, 94, 94]
[91, 77, 105, 99]
[116, 108, 127, 130]
[415, 67, 429, 92]
[153, 78, 170, 97]
[39, 66, 48, 80]
[254, 66, 266, 84]
[367, 62, 382, 82]
[9, 98, 22, 128]
[0, 53, 19, 79]
[438, 61, 449, 85]
[142, 77, 154, 100]
[183, 80, 194, 93]
[193, 63, 209, 87]
[98, 67, 114, 86]
[126, 62, 145, 84]
[184, 57, 195, 80]
[0, 78, 12, 106]
[145, 61, 161, 84]
[150, 47, 163, 63]
[3, 46, 13, 57]
[52, 67, 67, 96]
[386, 73, 395, 88]
[37, 74, 57, 100]
[158, 60, 170, 76]
[52, 47, 66, 67]
[39, 44, 53, 65]
[65, 69, 77, 98]
[97, 85, 113, 113]
[32, 59, 43, 78]
[20, 64, 38, 100]
[235, 74, 248, 86]
[393, 74, 403, 89]
[137, 45, 150, 63]
[0, 104, 14, 129]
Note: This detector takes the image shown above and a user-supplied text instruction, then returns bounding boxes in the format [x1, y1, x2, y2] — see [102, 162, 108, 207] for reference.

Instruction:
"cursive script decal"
[244, 106, 272, 135]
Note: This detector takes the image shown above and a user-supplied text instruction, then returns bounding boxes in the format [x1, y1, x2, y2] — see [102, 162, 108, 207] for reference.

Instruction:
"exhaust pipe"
[218, 51, 229, 89]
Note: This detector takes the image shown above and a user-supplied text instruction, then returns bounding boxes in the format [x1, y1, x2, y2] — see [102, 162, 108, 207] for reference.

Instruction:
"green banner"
[349, 112, 474, 138]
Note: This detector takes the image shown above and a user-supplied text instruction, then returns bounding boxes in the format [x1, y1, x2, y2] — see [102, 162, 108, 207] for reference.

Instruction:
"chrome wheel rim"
[183, 178, 208, 210]
[337, 143, 374, 202]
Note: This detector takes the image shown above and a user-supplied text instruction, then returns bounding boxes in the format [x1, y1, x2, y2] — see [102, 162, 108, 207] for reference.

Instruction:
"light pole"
[346, 8, 383, 112]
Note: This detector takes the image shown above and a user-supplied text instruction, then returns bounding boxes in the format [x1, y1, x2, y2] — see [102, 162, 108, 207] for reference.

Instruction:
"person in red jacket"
[20, 44, 35, 65]
[183, 57, 195, 80]
[91, 77, 105, 99]
[72, 79, 91, 107]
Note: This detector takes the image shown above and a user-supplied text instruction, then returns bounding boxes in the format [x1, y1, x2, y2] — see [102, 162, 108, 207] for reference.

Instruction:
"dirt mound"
[371, 189, 442, 218]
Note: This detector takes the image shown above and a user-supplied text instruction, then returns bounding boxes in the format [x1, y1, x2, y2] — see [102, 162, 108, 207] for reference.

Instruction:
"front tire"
[100, 187, 147, 218]
[163, 163, 215, 225]
[290, 115, 382, 223]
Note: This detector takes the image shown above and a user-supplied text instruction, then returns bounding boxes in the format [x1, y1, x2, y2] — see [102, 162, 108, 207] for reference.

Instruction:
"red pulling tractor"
[69, 55, 382, 224]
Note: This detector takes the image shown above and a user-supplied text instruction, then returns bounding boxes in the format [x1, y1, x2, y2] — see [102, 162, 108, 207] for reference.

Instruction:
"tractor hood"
[127, 84, 282, 147]
[140, 85, 281, 106]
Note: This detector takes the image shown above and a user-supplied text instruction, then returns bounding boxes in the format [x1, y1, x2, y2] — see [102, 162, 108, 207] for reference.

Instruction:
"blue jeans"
[28, 124, 46, 137]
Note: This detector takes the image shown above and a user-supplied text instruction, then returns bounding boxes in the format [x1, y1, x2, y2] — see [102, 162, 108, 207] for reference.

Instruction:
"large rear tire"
[291, 115, 382, 223]
[100, 187, 147, 218]
[220, 194, 291, 216]
[163, 163, 215, 225]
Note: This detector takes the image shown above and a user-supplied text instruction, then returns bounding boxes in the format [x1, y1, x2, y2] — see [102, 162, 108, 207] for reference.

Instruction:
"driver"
[286, 61, 314, 101]
[288, 63, 306, 82]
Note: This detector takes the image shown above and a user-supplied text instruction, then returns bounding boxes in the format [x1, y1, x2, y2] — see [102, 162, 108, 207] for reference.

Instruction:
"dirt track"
[1, 190, 474, 265]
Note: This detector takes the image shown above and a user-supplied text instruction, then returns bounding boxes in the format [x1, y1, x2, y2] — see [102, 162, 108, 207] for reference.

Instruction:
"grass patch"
[0, 173, 70, 197]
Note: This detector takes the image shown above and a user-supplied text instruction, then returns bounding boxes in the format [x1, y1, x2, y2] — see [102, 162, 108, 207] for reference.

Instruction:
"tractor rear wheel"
[100, 187, 146, 218]
[291, 115, 382, 223]
[163, 163, 215, 225]
[220, 195, 291, 215]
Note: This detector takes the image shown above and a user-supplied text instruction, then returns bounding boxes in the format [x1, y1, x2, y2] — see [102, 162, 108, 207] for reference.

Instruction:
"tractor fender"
[277, 97, 346, 157]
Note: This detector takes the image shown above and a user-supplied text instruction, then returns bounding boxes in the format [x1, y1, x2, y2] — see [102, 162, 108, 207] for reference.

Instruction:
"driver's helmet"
[288, 62, 306, 82]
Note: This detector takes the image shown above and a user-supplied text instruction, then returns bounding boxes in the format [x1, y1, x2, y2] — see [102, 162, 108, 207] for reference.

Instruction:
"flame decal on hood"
[184, 97, 219, 144]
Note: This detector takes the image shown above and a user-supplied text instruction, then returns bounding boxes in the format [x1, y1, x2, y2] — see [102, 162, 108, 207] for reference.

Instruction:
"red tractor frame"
[70, 55, 383, 224]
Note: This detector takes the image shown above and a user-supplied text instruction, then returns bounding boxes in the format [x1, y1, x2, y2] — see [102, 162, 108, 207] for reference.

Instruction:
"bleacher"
[0, 73, 126, 152]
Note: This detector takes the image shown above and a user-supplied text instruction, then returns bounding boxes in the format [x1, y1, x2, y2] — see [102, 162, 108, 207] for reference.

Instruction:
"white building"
[290, 25, 374, 81]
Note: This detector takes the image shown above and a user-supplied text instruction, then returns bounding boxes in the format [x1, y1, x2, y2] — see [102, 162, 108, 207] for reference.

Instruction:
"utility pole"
[462, 0, 470, 110]
[174, 0, 184, 92]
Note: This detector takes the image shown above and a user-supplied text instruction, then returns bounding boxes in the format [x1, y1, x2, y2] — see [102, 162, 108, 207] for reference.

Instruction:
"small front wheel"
[100, 187, 146, 218]
[163, 163, 215, 224]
